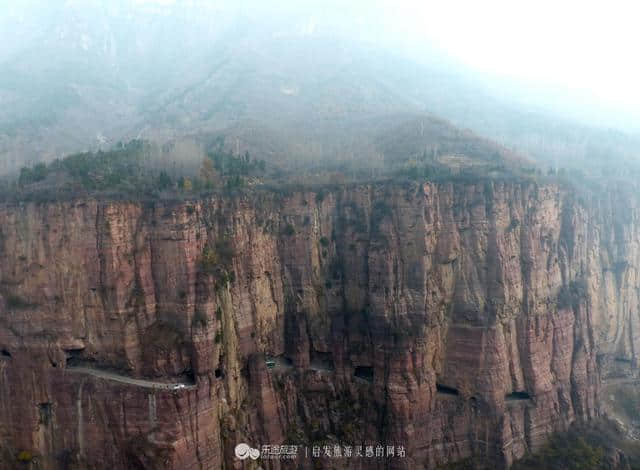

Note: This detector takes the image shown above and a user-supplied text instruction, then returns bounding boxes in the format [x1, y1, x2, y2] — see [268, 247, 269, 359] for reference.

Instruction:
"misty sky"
[121, 0, 639, 128]
[385, 0, 640, 121]
[2, 0, 639, 130]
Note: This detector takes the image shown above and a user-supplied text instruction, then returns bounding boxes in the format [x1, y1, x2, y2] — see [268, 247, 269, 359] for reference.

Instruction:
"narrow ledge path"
[66, 366, 196, 390]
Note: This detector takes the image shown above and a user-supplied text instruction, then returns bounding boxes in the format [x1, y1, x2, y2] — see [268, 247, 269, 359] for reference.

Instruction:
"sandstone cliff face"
[0, 181, 637, 469]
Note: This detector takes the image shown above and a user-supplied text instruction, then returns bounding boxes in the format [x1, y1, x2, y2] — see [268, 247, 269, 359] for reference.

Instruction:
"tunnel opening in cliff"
[38, 403, 52, 426]
[181, 368, 196, 384]
[1, 182, 631, 469]
[1, 349, 10, 358]
[311, 351, 334, 371]
[614, 357, 632, 363]
[266, 355, 294, 371]
[436, 383, 459, 395]
[280, 356, 294, 367]
[506, 391, 531, 400]
[64, 348, 90, 367]
[354, 366, 374, 382]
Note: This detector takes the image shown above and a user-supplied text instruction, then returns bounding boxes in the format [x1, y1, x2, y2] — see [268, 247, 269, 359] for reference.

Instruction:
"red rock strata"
[0, 181, 637, 468]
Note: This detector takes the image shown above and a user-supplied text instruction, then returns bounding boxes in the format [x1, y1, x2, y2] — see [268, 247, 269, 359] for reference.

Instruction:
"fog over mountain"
[7, 4, 640, 469]
[1, 0, 639, 175]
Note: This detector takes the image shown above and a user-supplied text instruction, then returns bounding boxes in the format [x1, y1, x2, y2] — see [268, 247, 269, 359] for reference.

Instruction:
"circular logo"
[235, 443, 250, 460]
[249, 447, 260, 460]
[235, 443, 260, 460]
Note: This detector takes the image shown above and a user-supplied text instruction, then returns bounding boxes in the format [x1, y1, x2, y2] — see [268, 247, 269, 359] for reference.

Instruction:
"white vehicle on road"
[172, 384, 186, 390]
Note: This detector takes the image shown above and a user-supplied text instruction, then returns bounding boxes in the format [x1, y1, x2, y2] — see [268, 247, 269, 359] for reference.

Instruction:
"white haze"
[1, 0, 639, 175]
[384, 0, 640, 132]
[2, 0, 639, 131]
[69, 0, 640, 131]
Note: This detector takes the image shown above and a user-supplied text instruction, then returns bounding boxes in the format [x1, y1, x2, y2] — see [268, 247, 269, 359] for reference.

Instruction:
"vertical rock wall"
[0, 181, 637, 468]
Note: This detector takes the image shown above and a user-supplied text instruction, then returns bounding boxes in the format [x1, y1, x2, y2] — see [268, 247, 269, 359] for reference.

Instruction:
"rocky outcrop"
[0, 181, 638, 468]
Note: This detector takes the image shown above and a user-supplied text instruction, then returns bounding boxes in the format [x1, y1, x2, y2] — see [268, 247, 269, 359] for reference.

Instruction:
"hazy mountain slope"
[1, 1, 639, 176]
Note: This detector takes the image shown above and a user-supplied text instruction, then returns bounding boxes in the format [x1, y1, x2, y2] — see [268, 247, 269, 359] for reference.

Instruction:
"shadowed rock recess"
[0, 180, 638, 469]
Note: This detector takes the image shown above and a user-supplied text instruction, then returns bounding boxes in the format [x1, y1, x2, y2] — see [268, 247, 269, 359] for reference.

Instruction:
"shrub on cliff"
[16, 450, 33, 463]
[199, 239, 235, 291]
[207, 139, 265, 178]
[55, 140, 148, 190]
[282, 223, 295, 236]
[200, 246, 219, 272]
[192, 310, 209, 328]
[5, 294, 34, 310]
[156, 171, 173, 191]
[214, 271, 235, 291]
[200, 239, 234, 273]
[557, 279, 587, 310]
[513, 436, 603, 469]
[511, 419, 640, 470]
[371, 200, 392, 230]
[18, 163, 48, 186]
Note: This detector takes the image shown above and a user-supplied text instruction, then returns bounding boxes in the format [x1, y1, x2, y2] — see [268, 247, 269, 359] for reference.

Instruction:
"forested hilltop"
[2, 2, 640, 178]
[5, 130, 637, 204]
[8, 112, 638, 203]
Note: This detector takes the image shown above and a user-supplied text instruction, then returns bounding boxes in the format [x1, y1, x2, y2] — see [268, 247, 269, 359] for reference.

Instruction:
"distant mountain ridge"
[1, 1, 639, 176]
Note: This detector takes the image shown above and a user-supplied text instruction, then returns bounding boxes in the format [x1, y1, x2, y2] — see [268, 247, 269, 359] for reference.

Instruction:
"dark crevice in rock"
[436, 383, 459, 396]
[181, 368, 195, 383]
[64, 348, 91, 367]
[38, 402, 52, 426]
[310, 351, 334, 371]
[506, 391, 531, 400]
[614, 357, 632, 363]
[354, 366, 373, 382]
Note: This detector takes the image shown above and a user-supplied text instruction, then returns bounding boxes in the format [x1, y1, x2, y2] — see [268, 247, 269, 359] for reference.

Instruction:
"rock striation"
[0, 181, 638, 468]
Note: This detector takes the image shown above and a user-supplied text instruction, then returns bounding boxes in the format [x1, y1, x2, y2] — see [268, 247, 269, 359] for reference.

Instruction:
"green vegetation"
[16, 450, 34, 463]
[514, 435, 604, 470]
[506, 218, 520, 233]
[156, 171, 173, 191]
[19, 163, 48, 185]
[200, 239, 234, 272]
[557, 279, 587, 310]
[436, 419, 640, 469]
[52, 140, 149, 190]
[214, 271, 235, 291]
[192, 310, 208, 328]
[199, 238, 235, 290]
[282, 223, 295, 237]
[12, 140, 172, 199]
[329, 258, 344, 280]
[207, 138, 266, 179]
[6, 294, 34, 310]
[199, 246, 219, 273]
[200, 136, 266, 192]
[611, 386, 640, 419]
[512, 419, 640, 470]
[6, 129, 623, 206]
[9, 137, 271, 201]
[371, 200, 392, 227]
